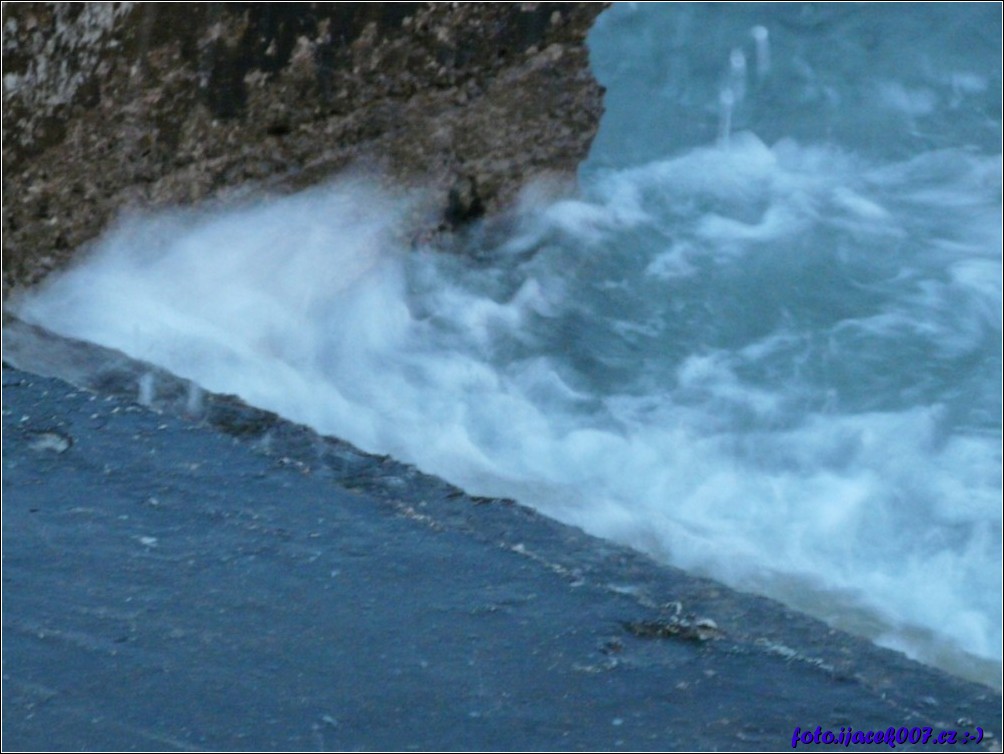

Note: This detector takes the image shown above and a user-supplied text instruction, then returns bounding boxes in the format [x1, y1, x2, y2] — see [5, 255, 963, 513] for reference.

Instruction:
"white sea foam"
[11, 3, 1002, 687]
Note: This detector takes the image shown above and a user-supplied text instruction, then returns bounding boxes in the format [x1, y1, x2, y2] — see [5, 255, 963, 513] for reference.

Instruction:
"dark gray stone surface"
[2, 320, 1001, 751]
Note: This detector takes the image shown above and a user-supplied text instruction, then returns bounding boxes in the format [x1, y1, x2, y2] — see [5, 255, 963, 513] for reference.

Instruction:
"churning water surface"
[13, 4, 1002, 687]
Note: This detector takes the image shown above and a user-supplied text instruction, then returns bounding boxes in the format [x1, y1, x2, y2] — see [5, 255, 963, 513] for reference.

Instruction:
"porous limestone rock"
[2, 2, 606, 290]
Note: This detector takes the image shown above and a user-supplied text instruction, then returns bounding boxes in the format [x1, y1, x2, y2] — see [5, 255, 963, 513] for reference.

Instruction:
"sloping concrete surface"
[3, 320, 1000, 751]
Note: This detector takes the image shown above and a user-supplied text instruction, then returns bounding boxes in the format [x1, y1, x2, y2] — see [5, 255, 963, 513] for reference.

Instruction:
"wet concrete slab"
[2, 319, 1001, 751]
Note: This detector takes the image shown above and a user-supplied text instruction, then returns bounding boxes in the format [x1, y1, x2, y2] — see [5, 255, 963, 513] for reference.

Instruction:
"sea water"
[13, 3, 1002, 687]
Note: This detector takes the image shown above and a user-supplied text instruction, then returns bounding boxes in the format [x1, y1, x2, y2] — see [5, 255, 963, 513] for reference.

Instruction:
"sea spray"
[751, 25, 770, 81]
[12, 3, 1001, 687]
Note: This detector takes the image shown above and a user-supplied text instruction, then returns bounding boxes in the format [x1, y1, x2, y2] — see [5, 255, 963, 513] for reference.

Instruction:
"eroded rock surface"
[2, 2, 606, 290]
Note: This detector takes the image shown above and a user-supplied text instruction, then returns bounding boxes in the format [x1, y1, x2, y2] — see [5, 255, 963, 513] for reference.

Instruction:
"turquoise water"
[15, 4, 1002, 686]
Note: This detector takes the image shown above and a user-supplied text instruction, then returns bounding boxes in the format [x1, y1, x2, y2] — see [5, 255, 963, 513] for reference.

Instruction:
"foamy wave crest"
[13, 133, 1001, 688]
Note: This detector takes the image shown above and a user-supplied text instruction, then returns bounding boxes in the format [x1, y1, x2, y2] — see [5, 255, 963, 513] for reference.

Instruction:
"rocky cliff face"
[2, 2, 606, 290]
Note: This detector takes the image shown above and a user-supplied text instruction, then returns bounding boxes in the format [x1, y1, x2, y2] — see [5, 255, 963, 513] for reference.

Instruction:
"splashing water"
[751, 25, 770, 81]
[11, 4, 1002, 686]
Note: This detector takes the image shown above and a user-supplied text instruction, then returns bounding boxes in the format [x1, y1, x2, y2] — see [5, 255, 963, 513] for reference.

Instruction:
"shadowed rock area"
[2, 2, 605, 290]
